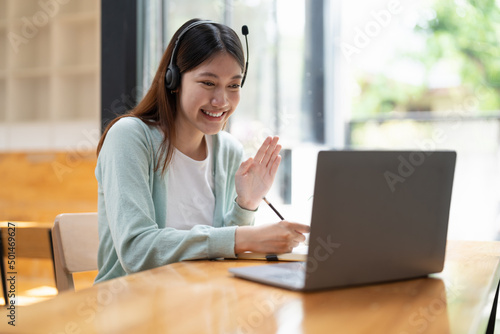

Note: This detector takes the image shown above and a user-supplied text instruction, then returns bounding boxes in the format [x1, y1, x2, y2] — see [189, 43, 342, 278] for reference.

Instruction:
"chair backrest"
[52, 213, 98, 292]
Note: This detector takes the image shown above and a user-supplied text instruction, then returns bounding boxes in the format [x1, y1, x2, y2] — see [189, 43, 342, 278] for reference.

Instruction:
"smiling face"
[175, 51, 243, 140]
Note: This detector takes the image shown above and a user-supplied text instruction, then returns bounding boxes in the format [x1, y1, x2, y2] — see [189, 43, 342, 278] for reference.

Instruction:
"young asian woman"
[94, 19, 309, 283]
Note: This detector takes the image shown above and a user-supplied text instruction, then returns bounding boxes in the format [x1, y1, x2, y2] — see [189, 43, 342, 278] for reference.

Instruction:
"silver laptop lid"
[304, 150, 456, 290]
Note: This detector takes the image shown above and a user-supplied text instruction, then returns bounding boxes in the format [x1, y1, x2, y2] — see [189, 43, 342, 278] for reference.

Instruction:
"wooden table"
[1, 240, 499, 333]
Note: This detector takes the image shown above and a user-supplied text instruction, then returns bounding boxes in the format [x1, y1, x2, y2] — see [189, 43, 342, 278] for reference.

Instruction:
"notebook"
[236, 243, 308, 261]
[229, 150, 456, 291]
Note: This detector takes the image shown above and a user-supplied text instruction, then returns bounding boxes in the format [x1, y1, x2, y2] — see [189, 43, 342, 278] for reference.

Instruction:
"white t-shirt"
[165, 136, 215, 230]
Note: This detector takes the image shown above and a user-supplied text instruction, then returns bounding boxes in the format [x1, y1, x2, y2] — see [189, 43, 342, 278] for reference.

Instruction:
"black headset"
[165, 20, 250, 90]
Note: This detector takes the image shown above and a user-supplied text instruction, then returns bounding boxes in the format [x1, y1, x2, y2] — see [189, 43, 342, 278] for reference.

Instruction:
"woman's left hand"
[235, 136, 282, 210]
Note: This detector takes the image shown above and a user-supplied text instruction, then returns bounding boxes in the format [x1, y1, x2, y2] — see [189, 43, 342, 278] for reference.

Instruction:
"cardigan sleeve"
[96, 118, 240, 276]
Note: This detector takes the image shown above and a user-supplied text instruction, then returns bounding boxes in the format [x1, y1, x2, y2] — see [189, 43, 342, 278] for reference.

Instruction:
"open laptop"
[229, 150, 456, 291]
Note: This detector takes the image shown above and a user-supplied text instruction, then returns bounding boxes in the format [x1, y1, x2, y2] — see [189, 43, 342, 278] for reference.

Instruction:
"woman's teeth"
[202, 109, 224, 117]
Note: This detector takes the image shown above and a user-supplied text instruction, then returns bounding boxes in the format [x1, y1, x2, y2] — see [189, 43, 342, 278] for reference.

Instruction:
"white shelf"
[8, 19, 52, 69]
[0, 0, 100, 126]
[0, 1, 6, 21]
[0, 78, 6, 122]
[0, 120, 101, 151]
[56, 12, 97, 24]
[58, 1, 99, 15]
[9, 0, 40, 18]
[11, 67, 52, 78]
[55, 64, 99, 76]
[0, 25, 6, 72]
[53, 17, 98, 68]
[52, 73, 99, 121]
[9, 75, 51, 122]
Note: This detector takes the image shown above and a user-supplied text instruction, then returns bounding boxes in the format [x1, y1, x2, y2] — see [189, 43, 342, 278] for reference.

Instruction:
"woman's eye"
[229, 84, 241, 89]
[201, 81, 215, 87]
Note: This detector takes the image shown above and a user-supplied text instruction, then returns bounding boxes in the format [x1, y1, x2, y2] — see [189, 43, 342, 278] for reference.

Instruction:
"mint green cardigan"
[94, 117, 255, 283]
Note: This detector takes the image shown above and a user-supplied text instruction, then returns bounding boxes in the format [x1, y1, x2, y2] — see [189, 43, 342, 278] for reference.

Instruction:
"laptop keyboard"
[266, 262, 307, 284]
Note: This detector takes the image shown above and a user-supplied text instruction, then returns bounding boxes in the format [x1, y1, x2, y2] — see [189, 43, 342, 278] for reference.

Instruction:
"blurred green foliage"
[418, 0, 500, 106]
[353, 0, 500, 117]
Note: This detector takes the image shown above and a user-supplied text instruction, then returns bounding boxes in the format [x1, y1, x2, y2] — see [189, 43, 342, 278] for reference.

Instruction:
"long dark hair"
[96, 19, 245, 175]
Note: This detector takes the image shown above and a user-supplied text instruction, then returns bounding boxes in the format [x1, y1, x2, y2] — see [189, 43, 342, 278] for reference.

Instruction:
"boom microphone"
[241, 25, 249, 88]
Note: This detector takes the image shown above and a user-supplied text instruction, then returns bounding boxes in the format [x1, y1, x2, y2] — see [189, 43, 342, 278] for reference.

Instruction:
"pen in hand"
[262, 197, 285, 221]
[262, 196, 285, 260]
[263, 197, 310, 247]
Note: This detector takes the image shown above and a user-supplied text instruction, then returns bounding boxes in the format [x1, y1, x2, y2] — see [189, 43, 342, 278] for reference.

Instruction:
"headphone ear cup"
[165, 64, 180, 90]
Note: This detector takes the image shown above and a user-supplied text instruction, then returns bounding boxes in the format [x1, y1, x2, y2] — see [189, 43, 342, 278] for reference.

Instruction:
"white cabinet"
[0, 0, 100, 149]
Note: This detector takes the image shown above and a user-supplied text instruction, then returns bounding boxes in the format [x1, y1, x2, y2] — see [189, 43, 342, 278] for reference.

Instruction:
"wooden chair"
[51, 213, 99, 292]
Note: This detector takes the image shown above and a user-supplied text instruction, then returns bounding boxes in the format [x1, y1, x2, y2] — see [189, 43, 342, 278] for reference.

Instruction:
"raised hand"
[235, 136, 281, 210]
